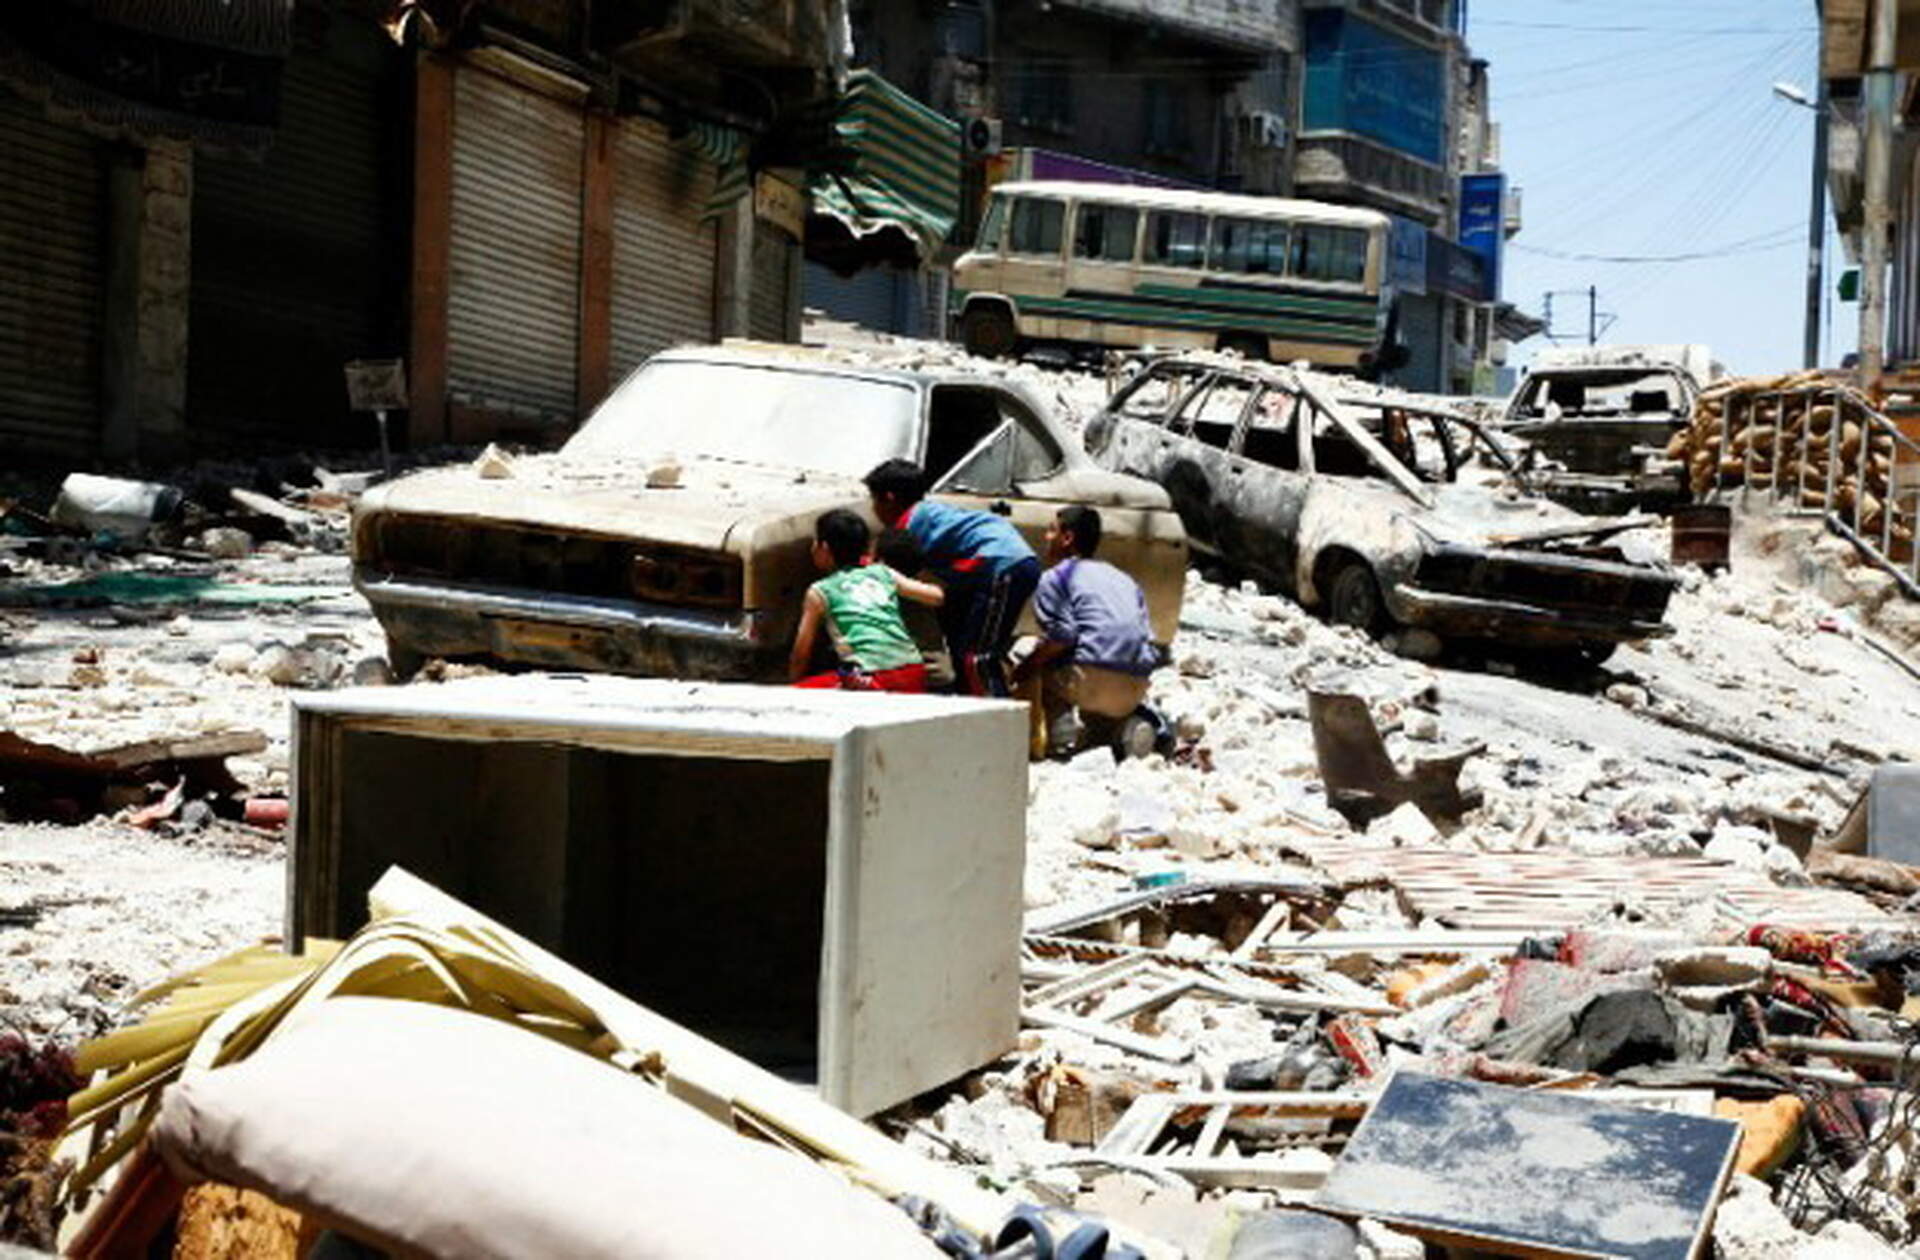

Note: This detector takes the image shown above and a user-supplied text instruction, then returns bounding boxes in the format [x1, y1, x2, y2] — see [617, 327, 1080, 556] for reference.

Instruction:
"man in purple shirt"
[1012, 506, 1163, 754]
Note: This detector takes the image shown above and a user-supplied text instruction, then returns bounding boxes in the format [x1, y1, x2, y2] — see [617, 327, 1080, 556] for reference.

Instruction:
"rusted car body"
[1503, 352, 1701, 515]
[1084, 356, 1677, 661]
[352, 344, 1188, 679]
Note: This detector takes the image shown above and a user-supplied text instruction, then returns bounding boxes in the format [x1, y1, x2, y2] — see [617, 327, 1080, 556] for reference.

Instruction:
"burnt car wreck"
[1085, 355, 1678, 663]
[1501, 349, 1704, 515]
[351, 344, 1189, 680]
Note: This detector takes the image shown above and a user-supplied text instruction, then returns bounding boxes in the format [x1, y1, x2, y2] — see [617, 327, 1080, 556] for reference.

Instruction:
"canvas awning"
[0, 0, 295, 154]
[806, 70, 961, 273]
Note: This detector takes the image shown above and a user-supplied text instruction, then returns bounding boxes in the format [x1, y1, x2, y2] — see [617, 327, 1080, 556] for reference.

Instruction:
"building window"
[1210, 218, 1289, 275]
[1008, 198, 1065, 257]
[1292, 224, 1369, 284]
[1142, 79, 1189, 157]
[1074, 204, 1139, 263]
[1014, 60, 1073, 134]
[1145, 211, 1208, 269]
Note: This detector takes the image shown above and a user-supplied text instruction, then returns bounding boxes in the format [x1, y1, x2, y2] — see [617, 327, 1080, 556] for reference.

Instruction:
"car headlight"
[630, 549, 743, 608]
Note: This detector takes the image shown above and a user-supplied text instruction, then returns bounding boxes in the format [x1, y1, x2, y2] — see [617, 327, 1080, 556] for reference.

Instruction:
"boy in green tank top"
[789, 509, 945, 692]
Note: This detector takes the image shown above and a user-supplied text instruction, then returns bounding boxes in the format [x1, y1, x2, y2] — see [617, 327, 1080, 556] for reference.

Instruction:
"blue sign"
[1302, 11, 1445, 166]
[1458, 173, 1506, 302]
[1389, 215, 1428, 297]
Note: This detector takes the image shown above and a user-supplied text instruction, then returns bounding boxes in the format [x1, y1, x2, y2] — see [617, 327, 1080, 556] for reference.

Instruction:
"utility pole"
[1588, 285, 1598, 346]
[1805, 78, 1830, 369]
[1860, 0, 1897, 388]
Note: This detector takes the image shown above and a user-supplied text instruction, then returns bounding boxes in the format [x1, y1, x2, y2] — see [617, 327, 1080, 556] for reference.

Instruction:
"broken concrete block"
[1228, 1208, 1358, 1260]
[1366, 801, 1439, 847]
[1654, 947, 1771, 988]
[212, 642, 255, 675]
[200, 527, 252, 559]
[1498, 959, 1648, 1029]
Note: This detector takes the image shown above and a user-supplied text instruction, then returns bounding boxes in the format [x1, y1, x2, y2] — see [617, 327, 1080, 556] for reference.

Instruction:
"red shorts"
[795, 663, 929, 693]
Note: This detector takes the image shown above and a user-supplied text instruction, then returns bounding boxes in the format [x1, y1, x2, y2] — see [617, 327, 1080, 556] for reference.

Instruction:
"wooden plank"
[1021, 1006, 1194, 1063]
[576, 110, 613, 413]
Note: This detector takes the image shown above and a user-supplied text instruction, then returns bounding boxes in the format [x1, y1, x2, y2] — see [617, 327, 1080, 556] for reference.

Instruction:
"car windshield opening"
[563, 362, 920, 477]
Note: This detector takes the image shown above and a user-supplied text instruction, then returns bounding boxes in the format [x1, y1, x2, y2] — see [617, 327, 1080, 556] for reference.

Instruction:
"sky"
[1467, 0, 1844, 375]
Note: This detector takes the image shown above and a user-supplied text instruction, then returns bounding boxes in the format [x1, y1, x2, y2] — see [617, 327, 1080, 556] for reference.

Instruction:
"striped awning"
[806, 69, 961, 268]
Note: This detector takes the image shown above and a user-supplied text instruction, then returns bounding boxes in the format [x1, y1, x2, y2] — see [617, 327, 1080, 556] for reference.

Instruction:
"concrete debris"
[9, 338, 1920, 1256]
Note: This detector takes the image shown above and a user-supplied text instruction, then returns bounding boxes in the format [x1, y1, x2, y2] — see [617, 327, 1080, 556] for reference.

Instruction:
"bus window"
[1008, 198, 1065, 257]
[976, 195, 1009, 252]
[1145, 211, 1207, 268]
[1292, 224, 1369, 284]
[1210, 218, 1289, 275]
[1074, 204, 1139, 263]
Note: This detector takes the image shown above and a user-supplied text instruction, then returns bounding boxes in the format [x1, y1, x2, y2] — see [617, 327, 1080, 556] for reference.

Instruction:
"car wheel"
[962, 306, 1018, 358]
[386, 639, 427, 682]
[1574, 640, 1618, 668]
[1219, 332, 1268, 362]
[1326, 562, 1386, 635]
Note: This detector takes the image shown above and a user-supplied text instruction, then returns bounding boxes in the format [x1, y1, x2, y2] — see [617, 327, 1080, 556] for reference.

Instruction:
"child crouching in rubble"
[1011, 505, 1167, 757]
[789, 508, 944, 693]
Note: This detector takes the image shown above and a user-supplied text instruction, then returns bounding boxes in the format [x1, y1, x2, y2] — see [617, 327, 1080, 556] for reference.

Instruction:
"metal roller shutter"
[189, 16, 405, 448]
[802, 261, 899, 334]
[448, 69, 583, 422]
[750, 224, 797, 343]
[0, 91, 105, 461]
[609, 117, 717, 379]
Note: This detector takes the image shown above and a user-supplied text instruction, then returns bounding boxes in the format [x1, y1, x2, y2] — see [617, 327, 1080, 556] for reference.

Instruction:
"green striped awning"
[808, 69, 960, 266]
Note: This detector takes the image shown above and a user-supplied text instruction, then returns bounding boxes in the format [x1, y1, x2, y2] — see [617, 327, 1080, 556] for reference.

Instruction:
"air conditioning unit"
[1243, 111, 1288, 150]
[963, 116, 1003, 158]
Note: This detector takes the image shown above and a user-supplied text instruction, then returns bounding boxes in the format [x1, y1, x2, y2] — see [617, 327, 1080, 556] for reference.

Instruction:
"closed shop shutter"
[448, 68, 583, 422]
[609, 116, 717, 381]
[190, 16, 406, 448]
[802, 261, 900, 334]
[749, 224, 797, 342]
[0, 91, 106, 461]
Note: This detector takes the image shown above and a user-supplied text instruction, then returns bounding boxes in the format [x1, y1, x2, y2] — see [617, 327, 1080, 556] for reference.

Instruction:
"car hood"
[356, 453, 860, 551]
[1383, 480, 1663, 560]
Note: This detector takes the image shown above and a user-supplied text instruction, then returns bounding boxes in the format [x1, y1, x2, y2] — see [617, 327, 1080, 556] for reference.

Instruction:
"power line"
[1475, 19, 1815, 36]
[1513, 227, 1804, 265]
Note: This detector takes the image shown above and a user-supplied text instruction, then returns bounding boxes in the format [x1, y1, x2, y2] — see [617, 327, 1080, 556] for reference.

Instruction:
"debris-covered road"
[8, 348, 1920, 1257]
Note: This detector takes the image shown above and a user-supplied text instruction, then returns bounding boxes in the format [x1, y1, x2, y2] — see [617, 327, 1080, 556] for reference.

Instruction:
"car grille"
[372, 518, 638, 601]
[1414, 547, 1675, 621]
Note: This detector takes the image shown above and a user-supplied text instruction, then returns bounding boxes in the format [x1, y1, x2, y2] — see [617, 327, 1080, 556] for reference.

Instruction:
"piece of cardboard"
[1315, 1071, 1740, 1260]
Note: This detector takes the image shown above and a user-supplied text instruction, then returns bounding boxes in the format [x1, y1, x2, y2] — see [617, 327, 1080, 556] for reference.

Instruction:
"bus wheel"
[962, 306, 1018, 358]
[1219, 332, 1268, 362]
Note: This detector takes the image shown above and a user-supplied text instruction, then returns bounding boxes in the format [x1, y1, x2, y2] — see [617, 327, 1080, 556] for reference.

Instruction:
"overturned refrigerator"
[287, 676, 1028, 1116]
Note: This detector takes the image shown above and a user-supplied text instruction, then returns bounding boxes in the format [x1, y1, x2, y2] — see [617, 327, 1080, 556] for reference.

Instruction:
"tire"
[1326, 562, 1387, 635]
[386, 638, 427, 682]
[1573, 640, 1619, 668]
[961, 306, 1018, 358]
[1219, 332, 1268, 362]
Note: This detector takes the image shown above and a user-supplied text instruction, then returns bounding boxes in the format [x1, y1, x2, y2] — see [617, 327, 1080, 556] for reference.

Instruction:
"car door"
[1219, 384, 1312, 594]
[1154, 371, 1255, 559]
[932, 389, 1187, 639]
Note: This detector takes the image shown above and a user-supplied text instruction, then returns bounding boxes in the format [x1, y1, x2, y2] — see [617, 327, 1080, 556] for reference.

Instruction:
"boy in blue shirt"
[864, 459, 1039, 698]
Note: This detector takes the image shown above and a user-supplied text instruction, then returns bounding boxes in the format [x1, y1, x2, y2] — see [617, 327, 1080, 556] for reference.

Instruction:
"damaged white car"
[1084, 356, 1679, 664]
[351, 344, 1189, 679]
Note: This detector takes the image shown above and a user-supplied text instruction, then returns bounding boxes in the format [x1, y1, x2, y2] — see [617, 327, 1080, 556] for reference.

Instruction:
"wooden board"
[1293, 844, 1902, 932]
[1316, 1071, 1740, 1260]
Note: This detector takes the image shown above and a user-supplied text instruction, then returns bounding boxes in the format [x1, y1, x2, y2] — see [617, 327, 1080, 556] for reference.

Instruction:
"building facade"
[0, 0, 838, 468]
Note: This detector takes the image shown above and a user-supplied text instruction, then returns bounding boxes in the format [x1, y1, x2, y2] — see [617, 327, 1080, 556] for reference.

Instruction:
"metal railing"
[1707, 382, 1920, 597]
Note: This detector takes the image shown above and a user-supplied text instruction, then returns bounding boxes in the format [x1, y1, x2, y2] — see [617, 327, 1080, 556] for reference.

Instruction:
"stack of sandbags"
[1669, 374, 1913, 549]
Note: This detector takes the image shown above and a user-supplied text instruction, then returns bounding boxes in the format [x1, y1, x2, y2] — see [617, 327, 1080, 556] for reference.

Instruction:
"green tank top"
[812, 564, 922, 672]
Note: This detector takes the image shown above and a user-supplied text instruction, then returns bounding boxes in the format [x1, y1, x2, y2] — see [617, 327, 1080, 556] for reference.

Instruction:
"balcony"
[1294, 132, 1448, 221]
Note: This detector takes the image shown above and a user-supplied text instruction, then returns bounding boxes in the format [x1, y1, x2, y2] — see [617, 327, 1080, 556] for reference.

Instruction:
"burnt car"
[352, 344, 1188, 679]
[1084, 356, 1677, 663]
[1502, 349, 1706, 514]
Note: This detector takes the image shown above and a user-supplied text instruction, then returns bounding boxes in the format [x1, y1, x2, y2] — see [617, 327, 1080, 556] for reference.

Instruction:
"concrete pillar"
[410, 54, 455, 444]
[577, 111, 614, 413]
[714, 197, 754, 339]
[1860, 0, 1898, 389]
[101, 139, 192, 465]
